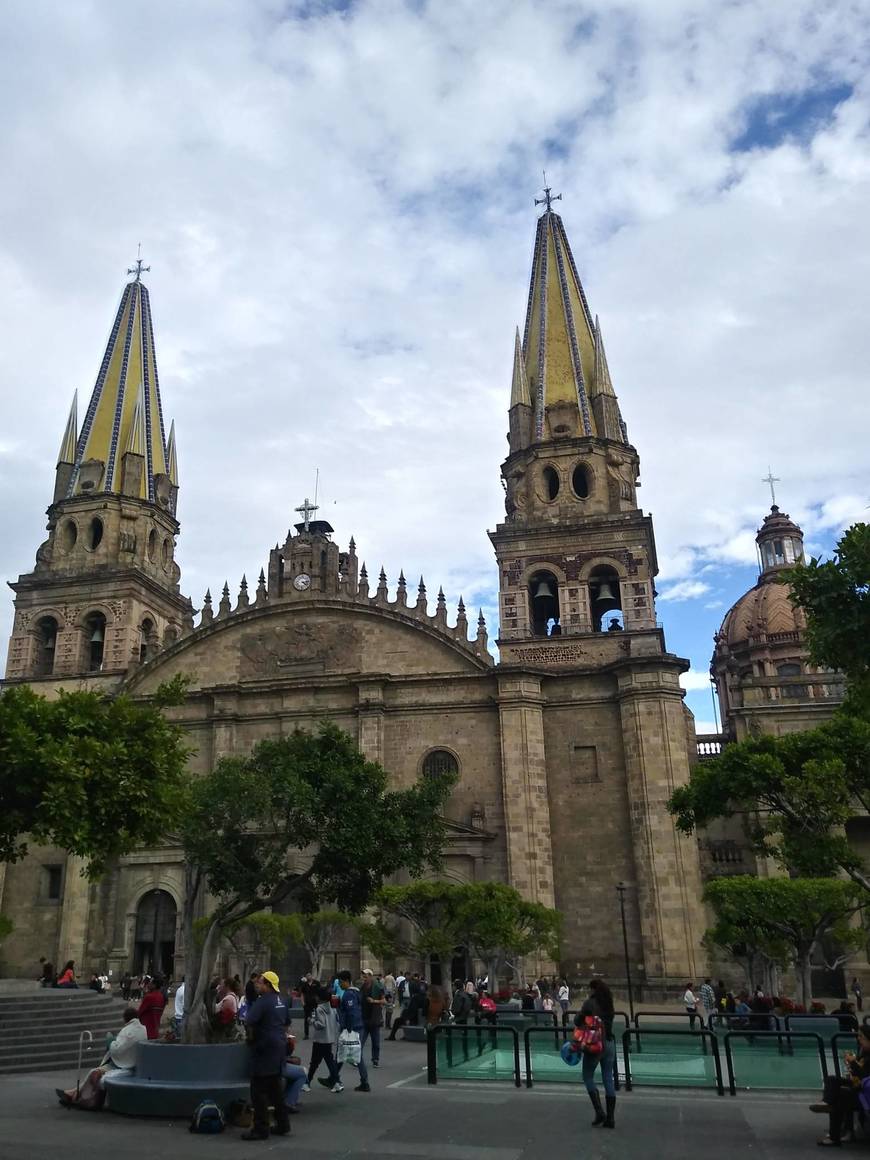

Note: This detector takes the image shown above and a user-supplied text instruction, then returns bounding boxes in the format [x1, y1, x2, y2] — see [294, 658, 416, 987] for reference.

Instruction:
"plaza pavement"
[0, 1036, 827, 1159]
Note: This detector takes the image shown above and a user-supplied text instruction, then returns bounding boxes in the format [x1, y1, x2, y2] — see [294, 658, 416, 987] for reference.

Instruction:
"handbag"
[337, 1029, 361, 1066]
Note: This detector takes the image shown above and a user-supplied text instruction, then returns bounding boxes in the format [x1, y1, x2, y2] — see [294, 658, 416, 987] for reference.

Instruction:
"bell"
[532, 579, 555, 600]
[595, 581, 616, 602]
[45, 636, 56, 650]
[90, 625, 104, 643]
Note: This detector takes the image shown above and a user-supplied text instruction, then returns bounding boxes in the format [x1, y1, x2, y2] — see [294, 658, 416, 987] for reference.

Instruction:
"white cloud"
[0, 0, 868, 682]
[658, 580, 712, 603]
[691, 720, 720, 737]
[680, 669, 713, 692]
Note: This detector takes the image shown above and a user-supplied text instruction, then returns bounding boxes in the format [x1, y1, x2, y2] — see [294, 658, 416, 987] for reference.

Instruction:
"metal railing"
[722, 1030, 827, 1097]
[427, 1023, 521, 1087]
[621, 1027, 724, 1095]
[831, 1032, 861, 1079]
[522, 1026, 620, 1091]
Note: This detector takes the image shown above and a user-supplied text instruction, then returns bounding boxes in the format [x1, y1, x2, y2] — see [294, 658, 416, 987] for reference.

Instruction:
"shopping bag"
[337, 1029, 361, 1066]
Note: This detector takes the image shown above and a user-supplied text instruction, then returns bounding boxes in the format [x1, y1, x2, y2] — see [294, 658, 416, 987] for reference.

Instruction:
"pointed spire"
[456, 596, 468, 637]
[255, 568, 268, 605]
[349, 535, 356, 553]
[236, 574, 250, 610]
[509, 327, 531, 408]
[396, 570, 407, 606]
[57, 391, 78, 466]
[435, 586, 447, 625]
[477, 608, 488, 650]
[66, 272, 170, 502]
[200, 588, 214, 627]
[416, 576, 427, 613]
[165, 420, 178, 485]
[519, 197, 627, 446]
[218, 581, 231, 618]
[358, 563, 369, 599]
[376, 566, 389, 601]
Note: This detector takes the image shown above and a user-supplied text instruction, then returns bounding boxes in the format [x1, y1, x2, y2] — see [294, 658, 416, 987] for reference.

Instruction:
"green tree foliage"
[363, 880, 561, 990]
[0, 678, 190, 875]
[668, 716, 870, 889]
[223, 909, 358, 980]
[179, 722, 453, 1040]
[704, 876, 865, 1005]
[789, 523, 870, 716]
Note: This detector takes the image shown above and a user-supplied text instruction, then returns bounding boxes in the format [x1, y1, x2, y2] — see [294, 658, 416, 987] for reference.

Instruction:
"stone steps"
[0, 989, 133, 1075]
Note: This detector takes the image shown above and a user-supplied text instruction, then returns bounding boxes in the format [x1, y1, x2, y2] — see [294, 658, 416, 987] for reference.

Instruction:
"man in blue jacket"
[338, 970, 370, 1092]
[243, 970, 291, 1139]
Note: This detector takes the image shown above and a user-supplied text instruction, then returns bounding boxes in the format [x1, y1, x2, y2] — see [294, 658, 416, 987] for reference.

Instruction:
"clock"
[293, 573, 311, 591]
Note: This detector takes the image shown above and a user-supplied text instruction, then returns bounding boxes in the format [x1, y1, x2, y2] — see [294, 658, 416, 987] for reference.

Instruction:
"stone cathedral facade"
[1, 205, 708, 994]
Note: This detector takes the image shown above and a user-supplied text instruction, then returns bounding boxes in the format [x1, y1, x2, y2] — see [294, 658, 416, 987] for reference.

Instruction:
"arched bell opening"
[589, 566, 622, 632]
[83, 611, 106, 672]
[139, 617, 158, 664]
[34, 615, 58, 677]
[529, 570, 560, 637]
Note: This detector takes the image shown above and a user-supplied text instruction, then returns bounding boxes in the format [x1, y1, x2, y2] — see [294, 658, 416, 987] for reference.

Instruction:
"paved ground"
[0, 1035, 832, 1158]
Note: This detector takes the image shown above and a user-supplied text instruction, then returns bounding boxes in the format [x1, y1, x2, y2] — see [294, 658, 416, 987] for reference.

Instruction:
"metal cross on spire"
[127, 243, 150, 283]
[535, 171, 562, 213]
[295, 496, 319, 532]
[762, 467, 781, 507]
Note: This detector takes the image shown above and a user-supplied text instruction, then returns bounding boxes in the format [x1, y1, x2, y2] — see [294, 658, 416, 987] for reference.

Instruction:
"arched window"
[572, 464, 590, 499]
[589, 565, 622, 632]
[422, 750, 459, 779]
[139, 618, 157, 664]
[528, 570, 560, 637]
[83, 611, 106, 672]
[34, 616, 58, 677]
[542, 466, 560, 502]
[88, 517, 103, 551]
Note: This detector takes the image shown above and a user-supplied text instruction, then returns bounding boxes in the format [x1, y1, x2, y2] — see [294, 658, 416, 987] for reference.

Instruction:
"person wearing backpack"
[574, 978, 617, 1130]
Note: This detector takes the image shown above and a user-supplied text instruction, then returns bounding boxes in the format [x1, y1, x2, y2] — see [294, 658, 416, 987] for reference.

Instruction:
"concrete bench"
[400, 1025, 427, 1043]
[104, 1042, 250, 1117]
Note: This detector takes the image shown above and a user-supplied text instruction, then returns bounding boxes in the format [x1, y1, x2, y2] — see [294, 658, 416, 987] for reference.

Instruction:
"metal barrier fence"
[427, 1024, 522, 1087]
[831, 1032, 861, 1079]
[621, 1027, 724, 1095]
[522, 1025, 620, 1091]
[722, 1031, 827, 1097]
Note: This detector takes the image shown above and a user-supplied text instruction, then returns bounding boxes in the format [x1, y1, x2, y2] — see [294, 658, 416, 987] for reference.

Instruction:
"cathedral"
[4, 197, 781, 994]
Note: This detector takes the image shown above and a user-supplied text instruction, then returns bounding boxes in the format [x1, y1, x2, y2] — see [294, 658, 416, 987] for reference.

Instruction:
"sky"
[1, 0, 868, 731]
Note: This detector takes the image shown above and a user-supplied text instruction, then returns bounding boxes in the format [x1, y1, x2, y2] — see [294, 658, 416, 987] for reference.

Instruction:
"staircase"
[0, 989, 131, 1075]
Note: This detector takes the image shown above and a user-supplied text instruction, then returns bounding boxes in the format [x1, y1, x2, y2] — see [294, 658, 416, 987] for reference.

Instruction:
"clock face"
[293, 573, 311, 591]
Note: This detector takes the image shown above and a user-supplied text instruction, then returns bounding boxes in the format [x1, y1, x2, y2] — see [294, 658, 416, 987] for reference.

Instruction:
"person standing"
[138, 977, 167, 1040]
[558, 979, 570, 1026]
[243, 970, 291, 1141]
[852, 977, 863, 1013]
[337, 970, 370, 1092]
[683, 983, 699, 1030]
[301, 974, 317, 1040]
[699, 978, 716, 1024]
[308, 986, 343, 1092]
[575, 978, 617, 1129]
[173, 978, 186, 1037]
[383, 972, 396, 1031]
[360, 969, 385, 1067]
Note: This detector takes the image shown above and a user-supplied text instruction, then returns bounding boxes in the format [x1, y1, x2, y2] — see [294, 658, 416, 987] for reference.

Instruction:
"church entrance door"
[133, 889, 177, 978]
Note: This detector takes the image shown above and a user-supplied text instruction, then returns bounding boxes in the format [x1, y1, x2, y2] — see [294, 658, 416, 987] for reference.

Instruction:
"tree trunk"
[795, 954, 813, 1008]
[183, 917, 222, 1043]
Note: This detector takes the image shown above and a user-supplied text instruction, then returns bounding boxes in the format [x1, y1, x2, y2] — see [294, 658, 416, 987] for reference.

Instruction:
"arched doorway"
[133, 889, 177, 978]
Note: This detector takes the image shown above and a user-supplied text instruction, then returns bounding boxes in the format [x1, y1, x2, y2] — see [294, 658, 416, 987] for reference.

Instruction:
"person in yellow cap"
[242, 970, 291, 1140]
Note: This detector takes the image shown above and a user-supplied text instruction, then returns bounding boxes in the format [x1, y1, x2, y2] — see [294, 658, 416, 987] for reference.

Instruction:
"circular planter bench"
[103, 1042, 249, 1117]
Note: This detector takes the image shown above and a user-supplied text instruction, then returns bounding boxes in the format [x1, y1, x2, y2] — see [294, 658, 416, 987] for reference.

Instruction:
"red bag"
[573, 1014, 604, 1056]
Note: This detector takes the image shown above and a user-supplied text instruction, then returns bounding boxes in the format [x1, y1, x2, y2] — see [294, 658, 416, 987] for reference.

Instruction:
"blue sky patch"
[732, 83, 853, 151]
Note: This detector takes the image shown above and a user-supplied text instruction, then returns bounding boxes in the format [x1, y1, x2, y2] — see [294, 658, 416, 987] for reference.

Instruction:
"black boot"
[588, 1090, 605, 1126]
[603, 1095, 616, 1129]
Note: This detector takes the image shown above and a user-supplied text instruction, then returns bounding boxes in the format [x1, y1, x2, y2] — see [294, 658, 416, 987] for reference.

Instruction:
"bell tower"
[4, 259, 192, 689]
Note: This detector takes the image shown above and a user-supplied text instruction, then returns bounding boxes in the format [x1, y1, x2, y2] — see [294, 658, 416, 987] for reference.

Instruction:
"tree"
[179, 722, 454, 1041]
[789, 523, 870, 717]
[360, 881, 464, 968]
[668, 715, 870, 889]
[296, 910, 359, 980]
[223, 912, 303, 980]
[704, 876, 865, 1006]
[0, 678, 189, 875]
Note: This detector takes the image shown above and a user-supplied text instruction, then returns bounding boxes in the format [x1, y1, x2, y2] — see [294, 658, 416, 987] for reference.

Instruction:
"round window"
[572, 464, 590, 499]
[422, 750, 459, 779]
[61, 520, 78, 552]
[543, 466, 560, 502]
[161, 538, 172, 567]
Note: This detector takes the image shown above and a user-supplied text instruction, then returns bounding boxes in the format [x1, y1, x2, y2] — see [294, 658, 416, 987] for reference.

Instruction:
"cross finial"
[127, 243, 150, 283]
[762, 467, 780, 507]
[295, 496, 318, 532]
[534, 170, 562, 213]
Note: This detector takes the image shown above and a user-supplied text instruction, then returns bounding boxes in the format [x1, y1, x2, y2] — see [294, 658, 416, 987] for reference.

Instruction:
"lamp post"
[616, 882, 634, 1021]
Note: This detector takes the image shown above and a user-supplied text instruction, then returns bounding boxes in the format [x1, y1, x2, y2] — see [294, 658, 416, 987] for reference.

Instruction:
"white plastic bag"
[337, 1029, 361, 1066]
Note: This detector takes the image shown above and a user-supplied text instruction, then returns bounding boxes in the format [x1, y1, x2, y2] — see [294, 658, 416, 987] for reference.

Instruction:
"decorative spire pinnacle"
[200, 588, 214, 626]
[456, 596, 468, 636]
[534, 177, 562, 214]
[397, 570, 407, 606]
[477, 608, 488, 649]
[416, 576, 427, 612]
[358, 563, 369, 599]
[57, 391, 78, 466]
[237, 574, 250, 610]
[349, 535, 356, 553]
[218, 581, 231, 618]
[377, 566, 388, 600]
[165, 420, 178, 485]
[509, 327, 531, 408]
[256, 568, 268, 605]
[435, 586, 447, 624]
[66, 270, 170, 502]
[762, 467, 780, 508]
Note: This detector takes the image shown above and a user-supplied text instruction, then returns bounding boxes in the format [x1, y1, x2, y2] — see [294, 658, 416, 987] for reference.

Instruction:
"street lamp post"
[616, 882, 634, 1021]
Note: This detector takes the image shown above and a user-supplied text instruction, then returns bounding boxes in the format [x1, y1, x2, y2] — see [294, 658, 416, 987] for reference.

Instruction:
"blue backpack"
[189, 1099, 225, 1133]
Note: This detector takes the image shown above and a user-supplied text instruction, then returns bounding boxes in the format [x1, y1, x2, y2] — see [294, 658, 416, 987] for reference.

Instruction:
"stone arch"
[124, 880, 183, 978]
[419, 746, 461, 781]
[577, 555, 629, 582]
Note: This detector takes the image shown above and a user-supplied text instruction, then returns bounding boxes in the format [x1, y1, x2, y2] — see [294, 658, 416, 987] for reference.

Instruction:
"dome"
[717, 577, 806, 650]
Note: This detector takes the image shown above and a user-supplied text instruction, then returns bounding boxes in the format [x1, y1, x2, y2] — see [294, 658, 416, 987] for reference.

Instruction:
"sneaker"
[355, 1082, 371, 1092]
[372, 1060, 380, 1067]
[331, 1083, 344, 1093]
[301, 1084, 311, 1093]
[317, 1077, 333, 1089]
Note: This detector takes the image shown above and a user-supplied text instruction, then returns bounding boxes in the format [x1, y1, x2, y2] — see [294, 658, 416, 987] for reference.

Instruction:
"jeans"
[582, 1038, 616, 1099]
[337, 1038, 369, 1085]
[282, 1061, 307, 1107]
[361, 1024, 381, 1065]
[250, 1073, 289, 1136]
[307, 1042, 340, 1086]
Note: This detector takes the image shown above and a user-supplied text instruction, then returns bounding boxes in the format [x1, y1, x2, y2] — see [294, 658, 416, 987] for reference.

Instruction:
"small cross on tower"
[762, 467, 781, 507]
[127, 243, 150, 283]
[535, 172, 562, 213]
[295, 496, 318, 532]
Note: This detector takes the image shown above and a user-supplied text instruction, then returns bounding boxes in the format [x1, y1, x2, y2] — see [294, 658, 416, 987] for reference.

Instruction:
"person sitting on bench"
[56, 1007, 147, 1110]
[811, 1027, 870, 1146]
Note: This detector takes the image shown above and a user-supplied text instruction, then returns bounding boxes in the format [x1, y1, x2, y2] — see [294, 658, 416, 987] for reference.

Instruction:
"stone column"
[57, 854, 90, 971]
[356, 681, 385, 764]
[615, 661, 707, 990]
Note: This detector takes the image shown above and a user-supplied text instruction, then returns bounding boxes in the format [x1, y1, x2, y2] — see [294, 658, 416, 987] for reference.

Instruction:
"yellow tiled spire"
[509, 327, 531, 407]
[165, 419, 178, 486]
[67, 266, 170, 502]
[521, 190, 627, 444]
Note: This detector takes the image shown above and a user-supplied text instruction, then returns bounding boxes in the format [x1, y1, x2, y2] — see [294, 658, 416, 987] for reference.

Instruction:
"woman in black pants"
[812, 1027, 870, 1145]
